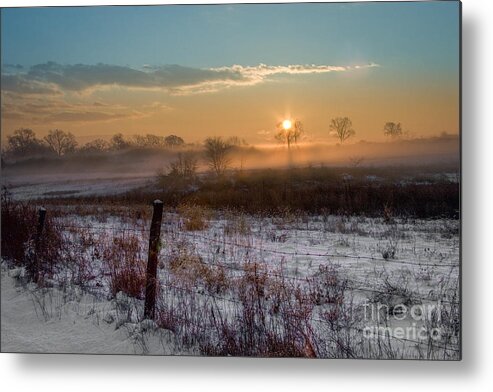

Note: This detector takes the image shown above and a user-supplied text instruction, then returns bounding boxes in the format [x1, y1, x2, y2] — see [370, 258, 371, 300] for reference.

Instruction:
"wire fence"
[49, 217, 460, 356]
[55, 222, 460, 268]
[0, 180, 461, 360]
[54, 220, 460, 304]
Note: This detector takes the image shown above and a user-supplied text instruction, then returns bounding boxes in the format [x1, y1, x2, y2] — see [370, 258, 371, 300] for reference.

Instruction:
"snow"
[1, 264, 195, 355]
[1, 207, 459, 357]
[1, 173, 155, 200]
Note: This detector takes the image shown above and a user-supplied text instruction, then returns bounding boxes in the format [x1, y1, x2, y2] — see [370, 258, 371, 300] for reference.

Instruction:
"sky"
[1, 1, 460, 144]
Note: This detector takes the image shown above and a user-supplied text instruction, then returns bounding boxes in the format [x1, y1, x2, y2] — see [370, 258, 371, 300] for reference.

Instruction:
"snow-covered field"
[0, 172, 155, 200]
[0, 262, 196, 355]
[2, 206, 460, 358]
[0, 165, 461, 358]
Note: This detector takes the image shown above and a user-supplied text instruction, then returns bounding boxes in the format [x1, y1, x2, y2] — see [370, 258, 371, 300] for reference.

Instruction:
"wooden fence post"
[144, 200, 164, 320]
[33, 207, 46, 284]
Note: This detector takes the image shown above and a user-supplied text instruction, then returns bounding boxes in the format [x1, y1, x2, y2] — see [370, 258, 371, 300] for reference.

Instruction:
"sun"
[282, 119, 292, 130]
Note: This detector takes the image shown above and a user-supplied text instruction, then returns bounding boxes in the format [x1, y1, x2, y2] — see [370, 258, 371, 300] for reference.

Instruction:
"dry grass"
[102, 234, 147, 299]
[1, 189, 460, 359]
[1, 187, 67, 283]
[308, 264, 347, 306]
[178, 204, 211, 231]
[167, 240, 228, 294]
[223, 211, 251, 236]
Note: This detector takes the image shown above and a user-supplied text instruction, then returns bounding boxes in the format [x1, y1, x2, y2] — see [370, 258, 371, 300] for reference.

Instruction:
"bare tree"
[227, 136, 249, 171]
[329, 117, 355, 144]
[79, 138, 110, 154]
[110, 133, 130, 150]
[227, 136, 248, 147]
[383, 122, 403, 139]
[132, 134, 149, 148]
[165, 135, 185, 147]
[132, 134, 168, 148]
[168, 152, 197, 178]
[204, 137, 232, 176]
[44, 129, 77, 156]
[275, 120, 304, 149]
[144, 134, 164, 148]
[6, 128, 47, 157]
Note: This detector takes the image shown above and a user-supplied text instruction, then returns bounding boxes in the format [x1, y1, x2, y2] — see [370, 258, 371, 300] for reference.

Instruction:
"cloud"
[2, 61, 379, 96]
[167, 63, 379, 95]
[43, 111, 134, 123]
[213, 63, 374, 78]
[1, 93, 151, 125]
[27, 62, 154, 91]
[1, 61, 378, 125]
[2, 63, 24, 71]
[1, 74, 60, 95]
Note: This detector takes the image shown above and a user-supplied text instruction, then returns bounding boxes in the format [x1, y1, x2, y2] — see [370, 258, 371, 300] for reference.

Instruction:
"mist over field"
[2, 134, 459, 177]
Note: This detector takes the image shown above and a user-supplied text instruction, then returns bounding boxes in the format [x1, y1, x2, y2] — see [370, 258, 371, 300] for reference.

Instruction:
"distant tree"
[131, 134, 165, 148]
[110, 133, 130, 150]
[383, 122, 403, 139]
[44, 129, 77, 156]
[274, 120, 304, 149]
[144, 134, 164, 148]
[227, 136, 248, 147]
[204, 137, 232, 176]
[79, 138, 110, 154]
[329, 117, 355, 144]
[6, 128, 47, 157]
[132, 134, 147, 148]
[291, 121, 304, 145]
[164, 135, 185, 147]
[227, 136, 249, 171]
[168, 153, 197, 179]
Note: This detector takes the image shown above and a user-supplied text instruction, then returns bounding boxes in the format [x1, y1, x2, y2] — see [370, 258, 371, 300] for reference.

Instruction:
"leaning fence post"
[144, 200, 164, 320]
[33, 207, 46, 284]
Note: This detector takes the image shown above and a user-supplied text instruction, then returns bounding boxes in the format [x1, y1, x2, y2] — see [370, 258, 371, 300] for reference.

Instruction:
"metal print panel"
[0, 1, 461, 359]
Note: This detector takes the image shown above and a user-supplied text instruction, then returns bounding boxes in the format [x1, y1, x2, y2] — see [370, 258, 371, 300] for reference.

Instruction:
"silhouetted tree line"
[2, 128, 186, 160]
